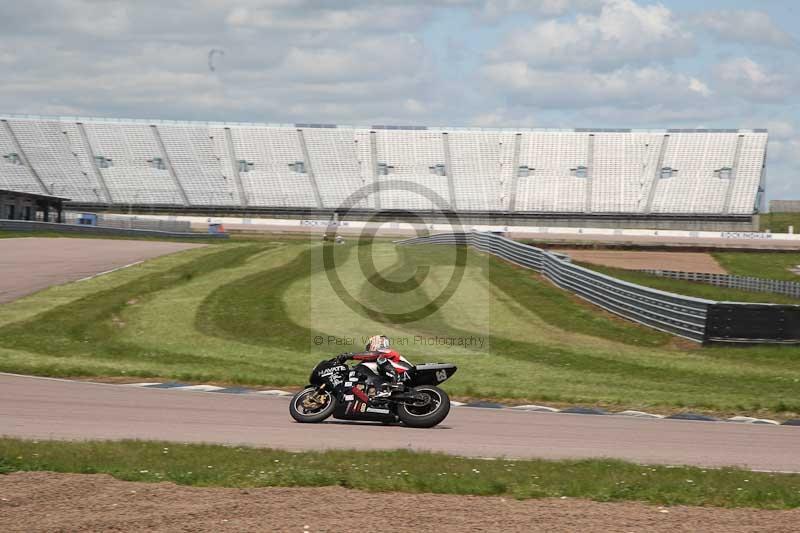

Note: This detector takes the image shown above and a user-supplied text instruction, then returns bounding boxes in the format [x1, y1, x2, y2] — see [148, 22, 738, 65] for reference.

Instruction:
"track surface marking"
[1, 374, 798, 471]
[0, 237, 203, 303]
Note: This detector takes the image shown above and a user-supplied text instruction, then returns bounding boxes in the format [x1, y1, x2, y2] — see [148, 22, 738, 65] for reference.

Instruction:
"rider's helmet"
[366, 334, 390, 352]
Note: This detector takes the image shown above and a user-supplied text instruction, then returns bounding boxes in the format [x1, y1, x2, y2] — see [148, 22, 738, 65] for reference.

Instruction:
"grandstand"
[0, 115, 768, 230]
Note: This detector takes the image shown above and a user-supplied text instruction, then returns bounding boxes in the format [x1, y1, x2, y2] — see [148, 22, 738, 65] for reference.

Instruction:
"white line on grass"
[76, 261, 144, 282]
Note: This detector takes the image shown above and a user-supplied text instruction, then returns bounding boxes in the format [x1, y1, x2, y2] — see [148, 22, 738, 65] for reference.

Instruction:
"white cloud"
[713, 57, 796, 102]
[225, 3, 427, 32]
[688, 78, 712, 97]
[278, 35, 426, 83]
[694, 10, 794, 48]
[479, 0, 602, 19]
[493, 0, 693, 70]
[482, 62, 711, 108]
[469, 107, 538, 127]
[763, 120, 794, 141]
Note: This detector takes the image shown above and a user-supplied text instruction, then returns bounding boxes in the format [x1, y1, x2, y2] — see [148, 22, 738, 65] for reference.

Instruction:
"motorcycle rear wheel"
[289, 387, 336, 423]
[397, 385, 450, 428]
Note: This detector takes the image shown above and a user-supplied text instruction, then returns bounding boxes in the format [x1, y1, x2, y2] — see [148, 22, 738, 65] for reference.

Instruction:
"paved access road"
[0, 237, 203, 303]
[1, 373, 798, 472]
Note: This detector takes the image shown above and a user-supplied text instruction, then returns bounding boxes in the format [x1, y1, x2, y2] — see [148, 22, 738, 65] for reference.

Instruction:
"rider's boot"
[375, 380, 401, 398]
[375, 358, 400, 398]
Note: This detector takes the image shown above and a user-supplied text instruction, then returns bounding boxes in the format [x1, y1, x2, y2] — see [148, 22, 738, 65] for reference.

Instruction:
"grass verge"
[713, 251, 800, 282]
[1, 438, 797, 509]
[582, 263, 799, 304]
[761, 212, 800, 234]
[2, 240, 799, 418]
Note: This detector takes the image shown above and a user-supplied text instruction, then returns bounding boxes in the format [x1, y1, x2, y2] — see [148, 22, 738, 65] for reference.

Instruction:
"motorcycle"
[289, 354, 457, 428]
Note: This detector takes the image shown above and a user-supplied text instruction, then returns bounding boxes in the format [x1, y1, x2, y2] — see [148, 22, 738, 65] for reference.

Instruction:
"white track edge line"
[76, 260, 144, 282]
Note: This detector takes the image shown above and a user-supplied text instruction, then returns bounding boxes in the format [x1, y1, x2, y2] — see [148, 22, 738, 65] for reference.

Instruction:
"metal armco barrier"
[640, 269, 800, 299]
[397, 231, 800, 344]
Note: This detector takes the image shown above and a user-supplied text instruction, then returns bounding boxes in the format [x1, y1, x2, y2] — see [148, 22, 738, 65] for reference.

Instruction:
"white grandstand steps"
[295, 128, 324, 209]
[371, 128, 452, 211]
[0, 116, 768, 217]
[150, 125, 190, 206]
[6, 120, 102, 202]
[229, 125, 317, 208]
[514, 132, 590, 213]
[82, 121, 184, 205]
[507, 133, 522, 212]
[0, 120, 48, 195]
[158, 125, 237, 206]
[71, 122, 113, 203]
[302, 127, 365, 209]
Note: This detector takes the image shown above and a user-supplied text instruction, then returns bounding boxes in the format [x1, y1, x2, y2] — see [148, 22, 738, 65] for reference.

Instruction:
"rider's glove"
[336, 353, 352, 364]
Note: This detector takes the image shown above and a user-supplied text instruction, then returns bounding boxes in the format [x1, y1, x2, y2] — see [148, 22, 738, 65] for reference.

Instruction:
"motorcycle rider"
[336, 335, 410, 398]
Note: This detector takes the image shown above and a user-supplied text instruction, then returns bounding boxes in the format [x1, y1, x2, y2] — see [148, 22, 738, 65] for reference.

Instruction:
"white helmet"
[366, 335, 390, 351]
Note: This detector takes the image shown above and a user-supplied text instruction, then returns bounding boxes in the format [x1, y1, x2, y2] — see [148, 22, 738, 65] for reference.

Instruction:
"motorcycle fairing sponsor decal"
[366, 407, 390, 414]
[317, 365, 347, 378]
[344, 394, 354, 401]
[436, 369, 448, 382]
[352, 387, 370, 403]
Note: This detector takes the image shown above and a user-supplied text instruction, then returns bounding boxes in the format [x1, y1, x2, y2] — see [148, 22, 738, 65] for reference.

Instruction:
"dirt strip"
[553, 249, 728, 274]
[0, 472, 796, 533]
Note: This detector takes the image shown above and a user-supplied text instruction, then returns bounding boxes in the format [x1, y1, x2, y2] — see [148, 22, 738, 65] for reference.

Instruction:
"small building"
[0, 189, 69, 222]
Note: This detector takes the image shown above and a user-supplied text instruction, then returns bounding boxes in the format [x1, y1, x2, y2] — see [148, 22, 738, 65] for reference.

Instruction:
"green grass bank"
[1, 438, 798, 509]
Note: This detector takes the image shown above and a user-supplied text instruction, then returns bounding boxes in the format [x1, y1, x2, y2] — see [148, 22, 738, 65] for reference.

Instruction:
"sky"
[1, 0, 798, 201]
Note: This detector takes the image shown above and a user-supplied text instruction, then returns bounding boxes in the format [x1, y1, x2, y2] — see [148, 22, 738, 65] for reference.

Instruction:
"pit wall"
[80, 205, 758, 232]
[0, 219, 227, 239]
[102, 213, 797, 246]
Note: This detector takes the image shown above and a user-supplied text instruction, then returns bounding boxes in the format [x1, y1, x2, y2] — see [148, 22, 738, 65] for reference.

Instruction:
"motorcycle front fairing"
[332, 365, 396, 422]
[408, 363, 457, 386]
[308, 359, 348, 388]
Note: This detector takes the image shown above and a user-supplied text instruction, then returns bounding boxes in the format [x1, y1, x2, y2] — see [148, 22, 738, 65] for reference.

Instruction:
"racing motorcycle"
[289, 355, 457, 428]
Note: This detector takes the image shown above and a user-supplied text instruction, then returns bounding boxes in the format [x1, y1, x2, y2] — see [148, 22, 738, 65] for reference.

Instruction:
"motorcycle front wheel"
[397, 385, 451, 428]
[289, 387, 336, 423]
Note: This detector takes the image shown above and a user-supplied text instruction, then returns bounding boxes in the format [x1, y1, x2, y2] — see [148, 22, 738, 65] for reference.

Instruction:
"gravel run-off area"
[1, 472, 799, 533]
[553, 249, 728, 274]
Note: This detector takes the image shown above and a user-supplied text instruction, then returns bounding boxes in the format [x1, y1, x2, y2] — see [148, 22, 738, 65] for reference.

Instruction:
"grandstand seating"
[7, 120, 104, 202]
[0, 116, 768, 216]
[82, 122, 183, 205]
[303, 128, 367, 209]
[448, 131, 515, 211]
[592, 133, 654, 213]
[516, 132, 589, 212]
[371, 129, 450, 211]
[0, 120, 45, 195]
[650, 133, 736, 214]
[158, 125, 237, 206]
[229, 126, 316, 208]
